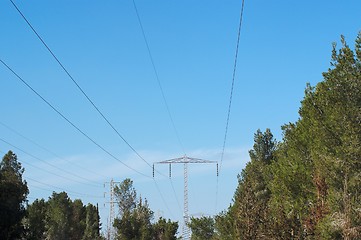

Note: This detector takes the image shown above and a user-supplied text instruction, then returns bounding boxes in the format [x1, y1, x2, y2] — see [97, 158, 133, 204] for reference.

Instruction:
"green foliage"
[233, 129, 276, 239]
[0, 151, 29, 240]
[188, 216, 215, 240]
[114, 178, 137, 216]
[296, 33, 361, 239]
[268, 123, 316, 238]
[25, 192, 102, 240]
[215, 33, 361, 239]
[0, 151, 102, 239]
[213, 209, 236, 240]
[113, 178, 178, 240]
[82, 203, 102, 240]
[114, 197, 154, 240]
[46, 192, 73, 239]
[70, 199, 86, 240]
[213, 129, 277, 239]
[25, 198, 48, 240]
[249, 128, 277, 163]
[153, 217, 178, 240]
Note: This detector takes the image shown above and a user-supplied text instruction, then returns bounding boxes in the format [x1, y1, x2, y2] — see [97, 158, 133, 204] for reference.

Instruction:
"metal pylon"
[183, 162, 189, 238]
[153, 155, 218, 240]
[104, 179, 121, 240]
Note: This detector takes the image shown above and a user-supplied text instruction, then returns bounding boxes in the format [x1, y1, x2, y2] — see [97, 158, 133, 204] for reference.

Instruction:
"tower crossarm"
[154, 155, 217, 164]
[152, 155, 217, 240]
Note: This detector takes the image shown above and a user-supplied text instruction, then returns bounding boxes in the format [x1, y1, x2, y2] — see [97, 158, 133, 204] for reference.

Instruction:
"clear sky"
[1, 0, 360, 235]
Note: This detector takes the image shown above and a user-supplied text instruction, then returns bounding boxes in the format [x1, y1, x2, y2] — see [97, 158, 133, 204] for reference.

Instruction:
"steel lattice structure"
[153, 155, 218, 240]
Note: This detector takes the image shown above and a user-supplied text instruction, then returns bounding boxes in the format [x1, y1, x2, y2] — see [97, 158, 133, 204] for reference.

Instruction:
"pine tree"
[82, 203, 102, 240]
[25, 198, 48, 240]
[0, 151, 29, 239]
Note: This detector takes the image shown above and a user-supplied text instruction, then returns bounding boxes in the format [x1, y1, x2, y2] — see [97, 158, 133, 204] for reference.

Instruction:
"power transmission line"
[28, 184, 104, 200]
[9, 0, 159, 176]
[1, 57, 179, 221]
[219, 0, 246, 174]
[216, 0, 246, 212]
[0, 120, 107, 180]
[26, 176, 104, 199]
[0, 148, 100, 189]
[0, 137, 102, 188]
[9, 0, 186, 219]
[132, 0, 185, 155]
[131, 0, 184, 217]
[152, 178, 175, 219]
[0, 59, 151, 179]
[169, 178, 182, 213]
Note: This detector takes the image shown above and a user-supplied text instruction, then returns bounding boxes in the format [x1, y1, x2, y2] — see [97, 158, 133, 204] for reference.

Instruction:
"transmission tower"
[104, 179, 121, 240]
[153, 155, 218, 240]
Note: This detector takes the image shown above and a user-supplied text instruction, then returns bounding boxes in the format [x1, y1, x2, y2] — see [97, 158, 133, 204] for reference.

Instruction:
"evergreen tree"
[267, 33, 361, 239]
[70, 199, 86, 240]
[213, 209, 236, 240]
[153, 217, 178, 240]
[299, 33, 361, 239]
[113, 178, 178, 240]
[25, 198, 48, 240]
[0, 151, 29, 239]
[114, 179, 153, 240]
[46, 192, 73, 240]
[114, 178, 136, 216]
[268, 122, 316, 239]
[188, 216, 214, 240]
[114, 196, 154, 240]
[82, 203, 102, 240]
[232, 129, 277, 239]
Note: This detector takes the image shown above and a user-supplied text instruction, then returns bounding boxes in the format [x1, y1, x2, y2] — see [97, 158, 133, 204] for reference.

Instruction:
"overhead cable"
[216, 0, 246, 212]
[0, 137, 102, 188]
[0, 120, 107, 179]
[219, 0, 245, 174]
[153, 179, 174, 219]
[132, 0, 184, 216]
[9, 0, 159, 176]
[132, 0, 185, 155]
[26, 176, 104, 199]
[0, 147, 99, 188]
[0, 59, 151, 179]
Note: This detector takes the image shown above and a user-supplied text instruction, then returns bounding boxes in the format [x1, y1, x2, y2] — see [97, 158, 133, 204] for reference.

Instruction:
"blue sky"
[1, 0, 360, 235]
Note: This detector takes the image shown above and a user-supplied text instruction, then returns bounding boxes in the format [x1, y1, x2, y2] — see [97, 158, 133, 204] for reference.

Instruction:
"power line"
[131, 0, 184, 218]
[132, 0, 186, 155]
[0, 138, 102, 188]
[28, 184, 104, 200]
[1, 59, 178, 221]
[169, 178, 182, 213]
[0, 59, 151, 179]
[216, 0, 246, 212]
[219, 0, 246, 174]
[0, 120, 107, 180]
[0, 147, 99, 188]
[153, 178, 174, 219]
[0, 56, 179, 221]
[10, 0, 185, 219]
[26, 176, 103, 199]
[9, 0, 159, 177]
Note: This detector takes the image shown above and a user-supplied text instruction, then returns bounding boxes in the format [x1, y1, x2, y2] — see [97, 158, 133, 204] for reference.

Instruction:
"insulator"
[169, 163, 172, 178]
[153, 164, 155, 178]
[216, 163, 219, 177]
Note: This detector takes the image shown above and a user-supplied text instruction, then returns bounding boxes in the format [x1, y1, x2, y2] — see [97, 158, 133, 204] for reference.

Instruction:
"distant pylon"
[153, 155, 218, 240]
[104, 179, 121, 240]
[110, 179, 115, 240]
